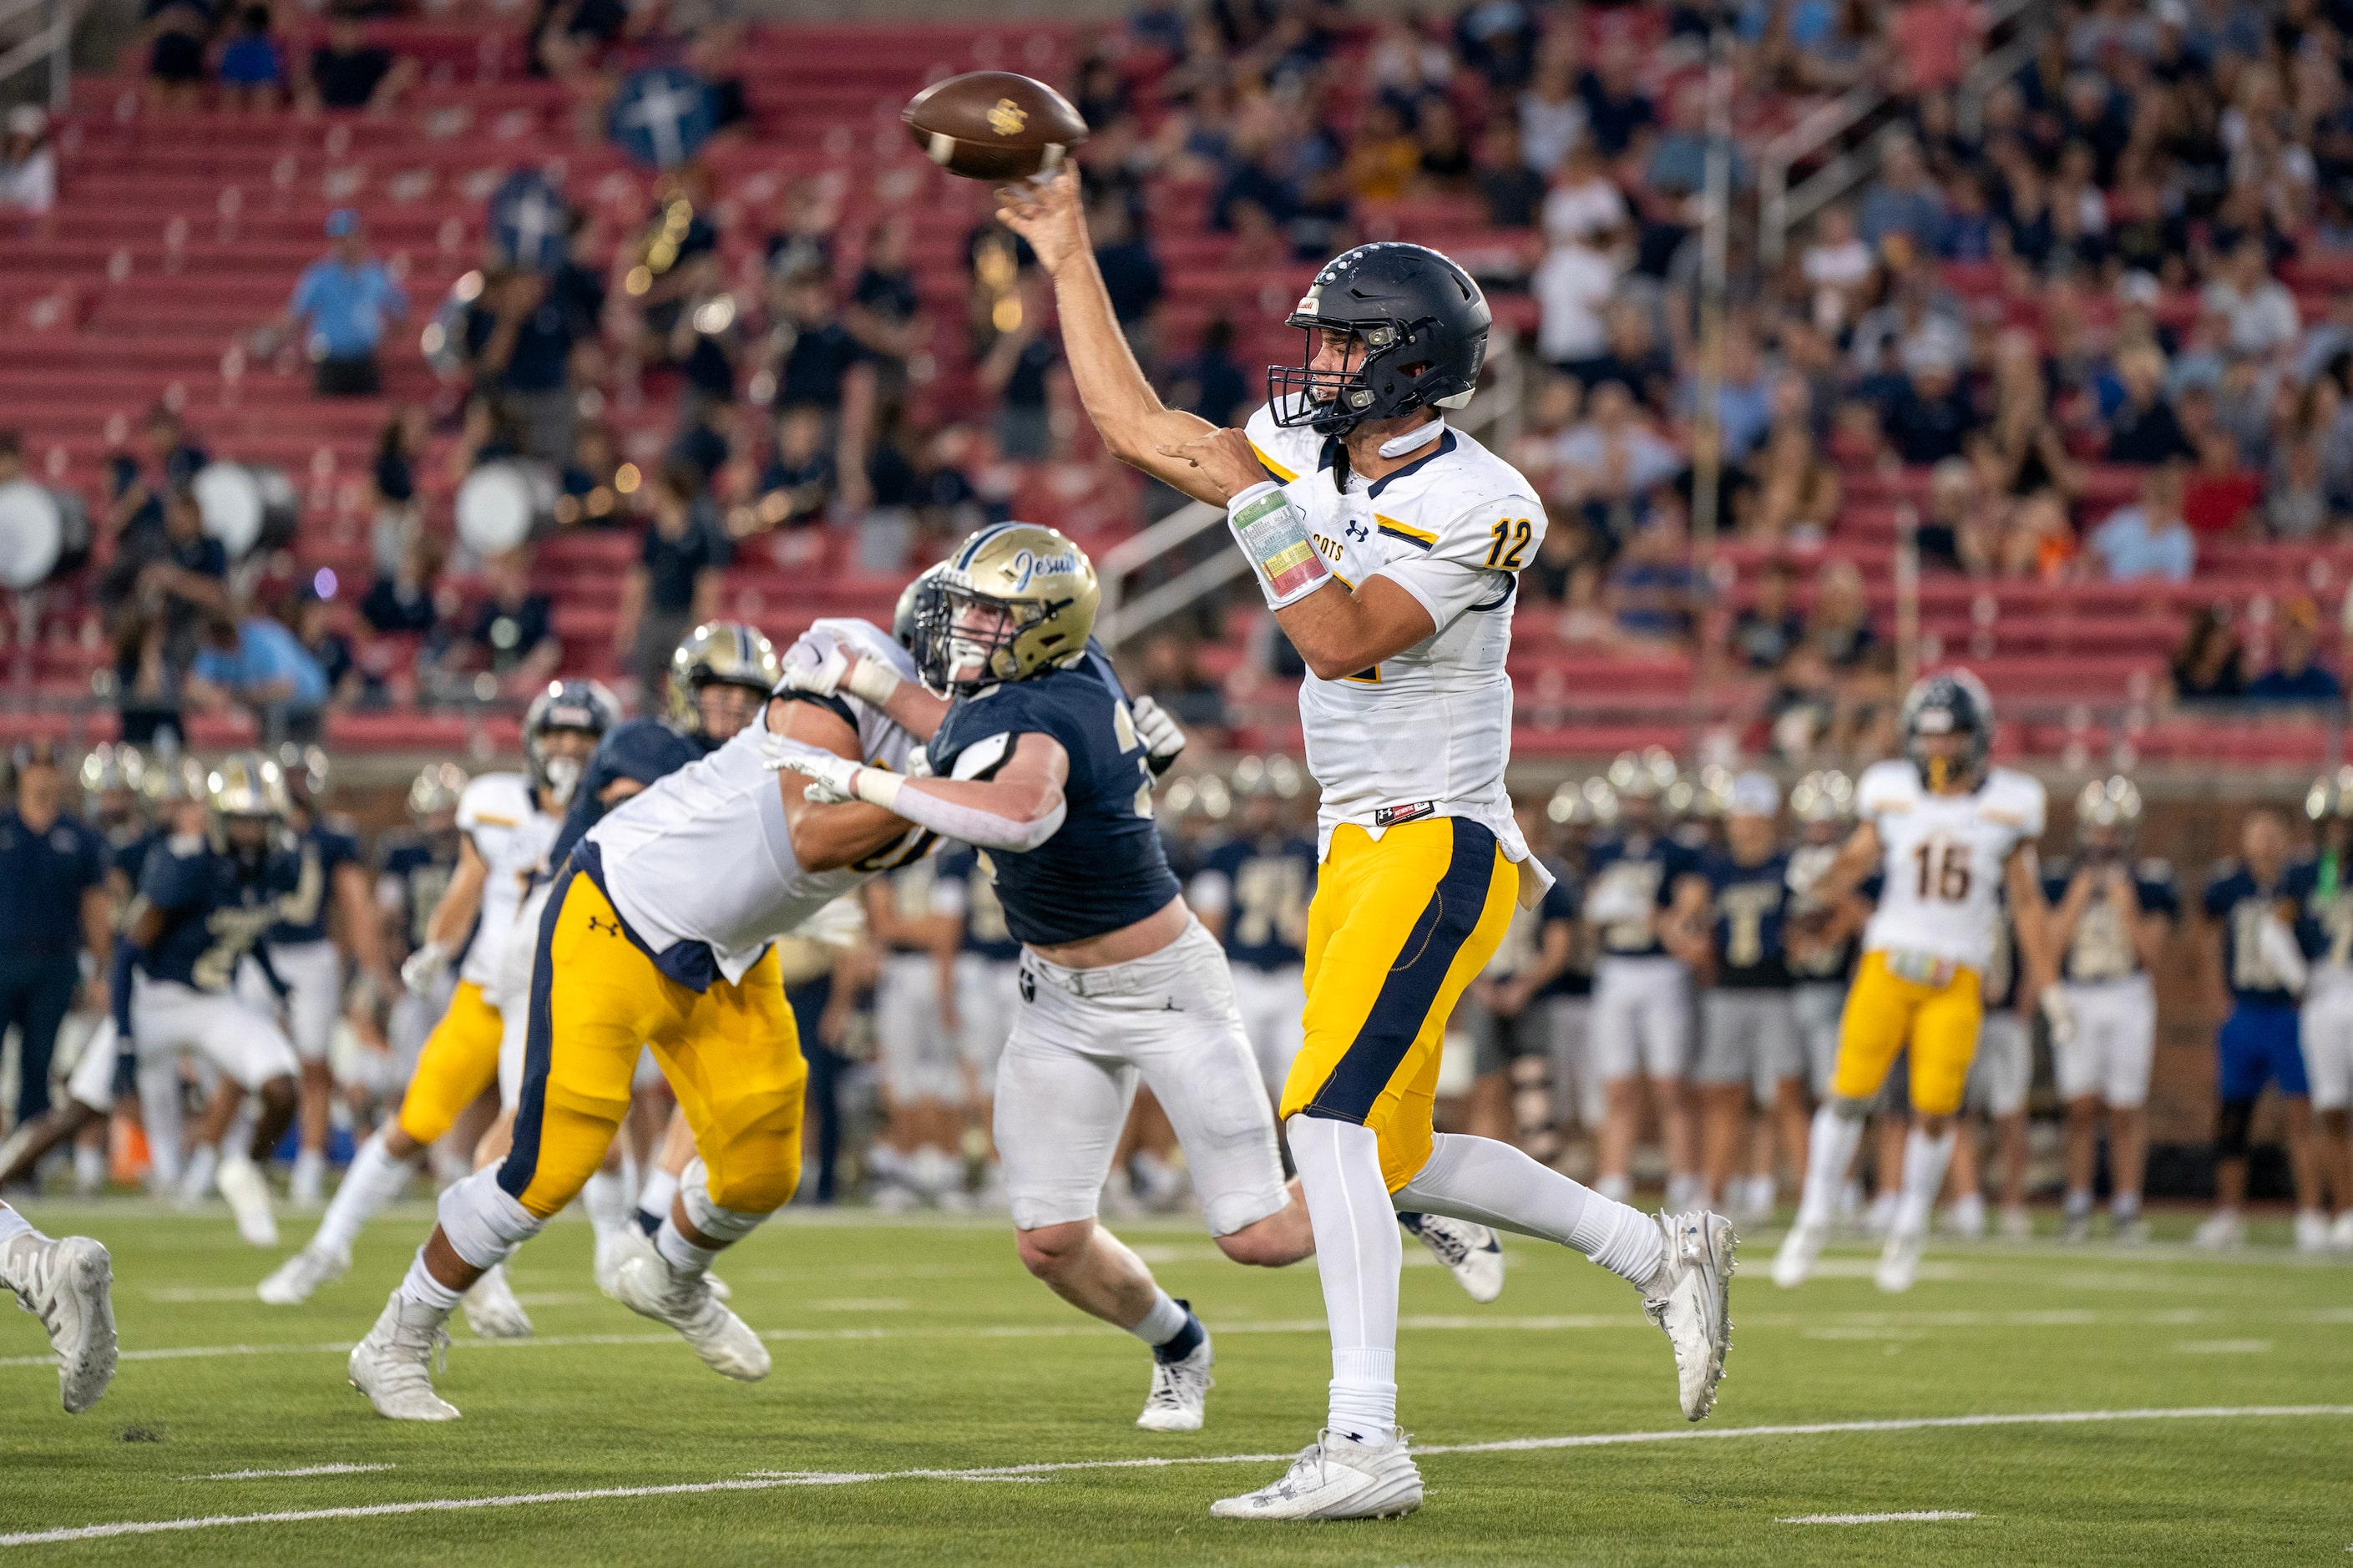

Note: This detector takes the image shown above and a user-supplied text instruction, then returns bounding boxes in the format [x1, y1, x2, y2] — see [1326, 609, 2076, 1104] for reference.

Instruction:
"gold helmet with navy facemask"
[524, 679, 621, 809]
[1789, 769, 1856, 827]
[2075, 775, 2143, 855]
[916, 523, 1100, 693]
[666, 620, 783, 738]
[2306, 766, 2353, 827]
[407, 761, 468, 824]
[207, 751, 292, 859]
[1900, 670, 1994, 793]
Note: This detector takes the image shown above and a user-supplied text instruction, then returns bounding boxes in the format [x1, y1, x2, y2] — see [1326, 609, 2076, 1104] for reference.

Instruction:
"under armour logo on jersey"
[1019, 967, 1035, 1004]
[585, 914, 620, 937]
[1343, 518, 1369, 543]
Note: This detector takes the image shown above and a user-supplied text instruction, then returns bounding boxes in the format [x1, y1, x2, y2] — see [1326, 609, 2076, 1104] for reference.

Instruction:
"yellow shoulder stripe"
[1374, 514, 1438, 549]
[468, 814, 519, 827]
[1247, 441, 1297, 483]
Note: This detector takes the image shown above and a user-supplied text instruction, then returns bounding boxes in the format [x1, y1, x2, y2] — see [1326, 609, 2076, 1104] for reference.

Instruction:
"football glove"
[1130, 694, 1187, 777]
[400, 941, 450, 997]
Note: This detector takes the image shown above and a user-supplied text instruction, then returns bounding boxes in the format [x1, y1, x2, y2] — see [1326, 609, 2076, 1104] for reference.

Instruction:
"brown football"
[903, 70, 1088, 181]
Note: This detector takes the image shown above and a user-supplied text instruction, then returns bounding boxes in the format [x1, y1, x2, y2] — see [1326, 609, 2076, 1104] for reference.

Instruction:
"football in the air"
[903, 70, 1088, 181]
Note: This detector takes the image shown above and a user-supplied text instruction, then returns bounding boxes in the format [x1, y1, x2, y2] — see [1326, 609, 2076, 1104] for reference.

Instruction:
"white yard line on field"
[1, 1406, 2346, 1547]
[185, 1465, 397, 1481]
[1780, 1510, 1977, 1525]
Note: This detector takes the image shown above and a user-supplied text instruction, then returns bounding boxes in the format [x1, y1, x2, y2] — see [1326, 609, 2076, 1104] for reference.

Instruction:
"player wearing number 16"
[992, 167, 1735, 1523]
[1773, 672, 2056, 1294]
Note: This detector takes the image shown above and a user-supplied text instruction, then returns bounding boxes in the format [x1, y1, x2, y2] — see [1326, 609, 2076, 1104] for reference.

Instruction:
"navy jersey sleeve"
[138, 839, 211, 911]
[2203, 867, 2237, 919]
[2137, 863, 2181, 922]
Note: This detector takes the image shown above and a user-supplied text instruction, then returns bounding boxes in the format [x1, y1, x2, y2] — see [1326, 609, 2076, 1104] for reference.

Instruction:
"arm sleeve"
[1369, 490, 1544, 633]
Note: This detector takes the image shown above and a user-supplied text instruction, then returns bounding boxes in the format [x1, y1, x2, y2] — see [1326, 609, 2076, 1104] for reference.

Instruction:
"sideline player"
[2194, 807, 2325, 1250]
[865, 858, 965, 1208]
[1188, 770, 1316, 1102]
[257, 685, 610, 1308]
[1946, 898, 2031, 1239]
[772, 526, 1319, 1434]
[2303, 772, 2353, 1249]
[1773, 673, 2053, 1293]
[347, 616, 929, 1420]
[2045, 776, 2175, 1242]
[932, 841, 1020, 1204]
[989, 167, 1733, 1520]
[0, 1199, 114, 1413]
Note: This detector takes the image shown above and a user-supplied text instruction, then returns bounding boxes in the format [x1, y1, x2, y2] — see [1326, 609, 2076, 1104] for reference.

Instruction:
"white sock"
[1392, 1132, 1664, 1286]
[1892, 1127, 1957, 1239]
[291, 1146, 326, 1198]
[137, 1059, 184, 1189]
[582, 1170, 631, 1241]
[73, 1141, 106, 1191]
[312, 1132, 410, 1261]
[653, 1213, 718, 1273]
[637, 1166, 681, 1228]
[1126, 1287, 1187, 1347]
[396, 1249, 463, 1313]
[1287, 1115, 1400, 1448]
[1596, 1171, 1633, 1204]
[180, 1143, 220, 1201]
[1795, 1106, 1865, 1229]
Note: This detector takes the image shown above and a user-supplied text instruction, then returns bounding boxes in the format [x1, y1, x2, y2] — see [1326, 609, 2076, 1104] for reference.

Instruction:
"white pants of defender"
[996, 918, 1286, 1236]
[877, 951, 956, 1105]
[1792, 981, 1846, 1100]
[1228, 960, 1306, 1097]
[63, 1013, 121, 1114]
[1697, 989, 1801, 1104]
[1547, 995, 1602, 1129]
[237, 938, 342, 1062]
[2055, 975, 2158, 1109]
[2302, 974, 2353, 1112]
[954, 953, 1020, 1098]
[1591, 954, 1692, 1081]
[128, 975, 298, 1091]
[1964, 1012, 2030, 1118]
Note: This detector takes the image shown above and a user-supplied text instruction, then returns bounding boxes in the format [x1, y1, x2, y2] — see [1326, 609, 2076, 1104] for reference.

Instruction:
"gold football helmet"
[2307, 766, 2353, 823]
[1789, 769, 1856, 825]
[407, 761, 468, 823]
[918, 523, 1100, 691]
[667, 620, 783, 737]
[209, 751, 291, 819]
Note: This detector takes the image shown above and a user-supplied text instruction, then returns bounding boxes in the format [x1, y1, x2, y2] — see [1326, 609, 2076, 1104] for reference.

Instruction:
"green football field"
[1, 1198, 2348, 1565]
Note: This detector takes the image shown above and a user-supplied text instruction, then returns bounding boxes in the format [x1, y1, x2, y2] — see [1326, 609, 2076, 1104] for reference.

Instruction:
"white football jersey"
[588, 619, 931, 984]
[1243, 400, 1548, 893]
[1857, 759, 2047, 973]
[455, 772, 560, 989]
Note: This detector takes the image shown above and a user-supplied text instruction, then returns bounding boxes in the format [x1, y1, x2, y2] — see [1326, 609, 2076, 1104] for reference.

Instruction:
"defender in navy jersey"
[2196, 807, 2325, 1249]
[1583, 758, 1702, 1209]
[769, 524, 1313, 1434]
[2043, 776, 2178, 1242]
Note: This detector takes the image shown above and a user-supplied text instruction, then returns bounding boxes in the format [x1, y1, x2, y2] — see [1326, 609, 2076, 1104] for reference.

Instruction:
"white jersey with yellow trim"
[1242, 397, 1548, 891]
[586, 617, 932, 985]
[455, 771, 560, 989]
[1856, 759, 2047, 973]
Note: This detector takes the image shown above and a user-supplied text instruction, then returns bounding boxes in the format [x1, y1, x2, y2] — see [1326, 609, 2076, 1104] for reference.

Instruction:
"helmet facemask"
[920, 582, 1069, 694]
[1268, 316, 1477, 438]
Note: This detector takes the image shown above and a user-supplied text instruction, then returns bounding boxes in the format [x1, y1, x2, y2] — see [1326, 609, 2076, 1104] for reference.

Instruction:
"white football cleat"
[1210, 1430, 1422, 1520]
[1643, 1211, 1735, 1421]
[5, 1233, 117, 1414]
[2331, 1211, 2353, 1252]
[1875, 1228, 1925, 1293]
[1772, 1218, 1828, 1288]
[215, 1155, 279, 1247]
[2192, 1209, 2244, 1249]
[348, 1294, 460, 1421]
[612, 1252, 768, 1381]
[461, 1262, 534, 1339]
[1943, 1191, 1986, 1238]
[1136, 1332, 1213, 1432]
[2293, 1208, 2330, 1253]
[595, 1223, 655, 1301]
[257, 1242, 347, 1305]
[1997, 1205, 2034, 1241]
[1399, 1211, 1505, 1304]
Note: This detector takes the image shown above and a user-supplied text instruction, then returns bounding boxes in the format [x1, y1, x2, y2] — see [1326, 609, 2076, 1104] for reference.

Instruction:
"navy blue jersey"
[2204, 859, 2320, 1004]
[549, 716, 708, 873]
[378, 832, 459, 954]
[1536, 868, 1591, 998]
[1697, 849, 1793, 989]
[0, 809, 109, 959]
[1193, 834, 1315, 970]
[1584, 833, 1698, 958]
[926, 649, 1182, 948]
[266, 821, 362, 946]
[134, 834, 301, 992]
[2042, 857, 2180, 984]
[105, 826, 153, 888]
[934, 845, 1021, 962]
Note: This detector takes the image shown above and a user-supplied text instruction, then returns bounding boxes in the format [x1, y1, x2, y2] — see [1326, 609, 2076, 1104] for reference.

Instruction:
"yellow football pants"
[1280, 817, 1520, 1192]
[1831, 950, 1984, 1116]
[498, 862, 807, 1220]
[395, 979, 503, 1147]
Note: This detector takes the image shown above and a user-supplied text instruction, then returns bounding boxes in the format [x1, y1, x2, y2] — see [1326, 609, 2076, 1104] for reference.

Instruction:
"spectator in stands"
[368, 407, 423, 572]
[276, 210, 407, 398]
[1682, 324, 1774, 463]
[1802, 205, 1877, 335]
[1729, 558, 1805, 670]
[110, 602, 182, 749]
[1849, 255, 1966, 378]
[1805, 558, 1881, 672]
[1748, 374, 1843, 541]
[1577, 301, 1677, 415]
[978, 272, 1060, 463]
[141, 483, 228, 654]
[1607, 513, 1697, 647]
[1936, 169, 1996, 260]
[1163, 318, 1252, 428]
[189, 602, 330, 744]
[2202, 238, 2301, 361]
[1799, 0, 1885, 92]
[1643, 83, 1728, 204]
[361, 528, 439, 637]
[763, 177, 837, 286]
[464, 267, 578, 463]
[1090, 197, 1164, 361]
[845, 217, 922, 397]
[299, 12, 415, 114]
[751, 403, 836, 530]
[2246, 598, 2345, 706]
[2168, 606, 2247, 706]
[615, 461, 724, 700]
[2267, 429, 2330, 541]
[2183, 429, 2264, 534]
[218, 5, 286, 110]
[1136, 634, 1228, 740]
[99, 407, 208, 585]
[1543, 138, 1630, 245]
[1415, 97, 1475, 193]
[1535, 224, 1621, 375]
[0, 106, 57, 219]
[1518, 38, 1586, 173]
[465, 549, 559, 691]
[1343, 99, 1422, 203]
[1885, 348, 1976, 464]
[1976, 335, 2080, 502]
[1859, 138, 1946, 250]
[2000, 489, 2077, 580]
[138, 0, 211, 111]
[1455, 0, 1541, 89]
[556, 421, 625, 529]
[768, 267, 868, 414]
[2087, 463, 2197, 583]
[2104, 343, 2195, 465]
[289, 585, 363, 710]
[1556, 380, 1682, 544]
[1474, 119, 1547, 230]
[530, 0, 637, 83]
[1577, 42, 1655, 160]
[1918, 455, 1999, 574]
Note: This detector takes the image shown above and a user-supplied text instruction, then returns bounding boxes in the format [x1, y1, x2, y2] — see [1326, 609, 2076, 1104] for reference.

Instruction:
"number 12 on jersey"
[1483, 518, 1531, 569]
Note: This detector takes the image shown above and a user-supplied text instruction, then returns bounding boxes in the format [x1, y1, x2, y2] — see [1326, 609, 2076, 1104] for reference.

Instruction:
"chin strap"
[1376, 417, 1445, 459]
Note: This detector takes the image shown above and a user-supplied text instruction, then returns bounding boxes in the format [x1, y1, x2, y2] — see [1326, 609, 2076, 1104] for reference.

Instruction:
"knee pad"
[1829, 1095, 1875, 1123]
[438, 1166, 545, 1269]
[680, 1156, 772, 1242]
[2214, 1100, 2256, 1161]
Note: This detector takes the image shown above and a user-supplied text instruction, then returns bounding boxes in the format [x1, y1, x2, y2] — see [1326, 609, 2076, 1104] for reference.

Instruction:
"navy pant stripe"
[496, 859, 574, 1201]
[1302, 819, 1497, 1125]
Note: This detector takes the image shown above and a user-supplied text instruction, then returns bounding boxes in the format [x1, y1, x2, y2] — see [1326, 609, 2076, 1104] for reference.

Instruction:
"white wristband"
[844, 659, 902, 711]
[1227, 481, 1330, 610]
[851, 766, 905, 812]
